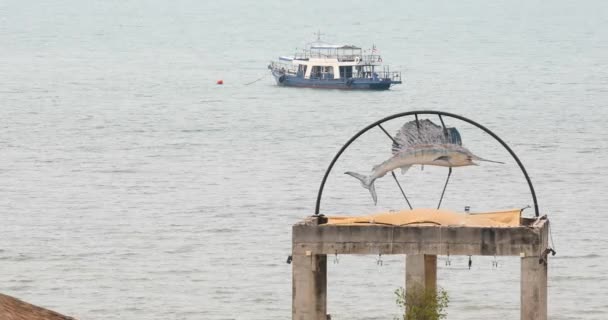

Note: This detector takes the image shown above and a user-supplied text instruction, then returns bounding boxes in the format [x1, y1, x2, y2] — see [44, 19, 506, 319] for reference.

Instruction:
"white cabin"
[284, 43, 383, 80]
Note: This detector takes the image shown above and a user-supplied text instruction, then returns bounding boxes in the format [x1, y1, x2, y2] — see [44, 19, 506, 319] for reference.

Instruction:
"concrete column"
[292, 253, 327, 320]
[406, 254, 437, 294]
[521, 256, 547, 320]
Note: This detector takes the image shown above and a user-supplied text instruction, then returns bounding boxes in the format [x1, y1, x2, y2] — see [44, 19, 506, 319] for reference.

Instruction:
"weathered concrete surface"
[292, 215, 550, 320]
[521, 256, 548, 320]
[406, 254, 437, 294]
[0, 293, 76, 320]
[292, 254, 327, 320]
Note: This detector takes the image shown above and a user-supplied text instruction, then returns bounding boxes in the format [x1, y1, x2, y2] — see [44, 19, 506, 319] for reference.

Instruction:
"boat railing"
[294, 51, 336, 60]
[269, 61, 298, 75]
[351, 70, 402, 82]
[359, 54, 383, 64]
[294, 52, 382, 65]
[386, 71, 402, 82]
[293, 50, 383, 63]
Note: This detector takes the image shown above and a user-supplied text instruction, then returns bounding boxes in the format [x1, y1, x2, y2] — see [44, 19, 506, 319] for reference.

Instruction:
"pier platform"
[291, 212, 549, 320]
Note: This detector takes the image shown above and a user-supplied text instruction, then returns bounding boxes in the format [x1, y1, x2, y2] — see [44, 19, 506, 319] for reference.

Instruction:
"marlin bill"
[345, 119, 502, 204]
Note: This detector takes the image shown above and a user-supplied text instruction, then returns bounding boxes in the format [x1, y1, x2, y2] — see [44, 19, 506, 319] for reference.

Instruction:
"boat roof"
[310, 44, 361, 50]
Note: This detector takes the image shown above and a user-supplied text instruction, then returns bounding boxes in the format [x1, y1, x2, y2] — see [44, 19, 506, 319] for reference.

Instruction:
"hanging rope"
[244, 75, 266, 86]
[549, 223, 557, 255]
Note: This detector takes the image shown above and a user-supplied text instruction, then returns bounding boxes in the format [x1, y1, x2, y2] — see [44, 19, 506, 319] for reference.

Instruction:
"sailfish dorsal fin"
[391, 119, 462, 154]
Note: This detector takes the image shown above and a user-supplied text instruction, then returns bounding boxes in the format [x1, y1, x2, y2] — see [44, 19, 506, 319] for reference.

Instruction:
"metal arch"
[314, 110, 540, 217]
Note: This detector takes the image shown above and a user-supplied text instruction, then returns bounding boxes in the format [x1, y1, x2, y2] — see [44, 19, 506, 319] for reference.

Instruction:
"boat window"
[339, 66, 353, 79]
[323, 66, 334, 80]
[311, 66, 322, 79]
[311, 66, 334, 79]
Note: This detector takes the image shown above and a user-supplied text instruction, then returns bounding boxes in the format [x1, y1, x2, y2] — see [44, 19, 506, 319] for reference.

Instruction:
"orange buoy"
[216, 80, 223, 85]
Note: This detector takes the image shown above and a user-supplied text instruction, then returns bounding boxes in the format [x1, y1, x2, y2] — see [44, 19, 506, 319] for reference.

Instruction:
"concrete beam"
[293, 218, 548, 257]
[292, 253, 327, 320]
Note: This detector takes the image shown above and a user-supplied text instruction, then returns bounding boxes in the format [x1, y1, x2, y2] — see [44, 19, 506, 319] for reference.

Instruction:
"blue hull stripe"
[272, 72, 398, 90]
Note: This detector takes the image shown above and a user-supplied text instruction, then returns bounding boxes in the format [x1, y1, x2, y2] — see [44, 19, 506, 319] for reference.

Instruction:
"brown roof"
[0, 293, 76, 320]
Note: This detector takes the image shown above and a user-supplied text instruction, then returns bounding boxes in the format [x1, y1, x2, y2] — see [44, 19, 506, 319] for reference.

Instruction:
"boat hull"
[272, 72, 398, 90]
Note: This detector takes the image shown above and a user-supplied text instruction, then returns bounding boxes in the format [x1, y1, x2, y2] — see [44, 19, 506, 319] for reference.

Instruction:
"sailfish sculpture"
[345, 119, 502, 204]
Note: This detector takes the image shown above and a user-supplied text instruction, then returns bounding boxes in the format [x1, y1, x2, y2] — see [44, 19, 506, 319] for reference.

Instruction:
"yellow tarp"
[326, 208, 521, 227]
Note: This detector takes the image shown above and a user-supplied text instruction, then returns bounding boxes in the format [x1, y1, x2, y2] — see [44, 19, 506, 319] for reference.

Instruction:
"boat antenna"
[314, 30, 324, 42]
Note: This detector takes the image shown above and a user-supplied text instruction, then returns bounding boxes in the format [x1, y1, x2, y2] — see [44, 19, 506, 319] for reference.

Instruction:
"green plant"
[394, 285, 449, 320]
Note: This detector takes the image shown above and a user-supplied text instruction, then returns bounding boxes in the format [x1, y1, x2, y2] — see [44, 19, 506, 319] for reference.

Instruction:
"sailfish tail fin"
[345, 172, 378, 205]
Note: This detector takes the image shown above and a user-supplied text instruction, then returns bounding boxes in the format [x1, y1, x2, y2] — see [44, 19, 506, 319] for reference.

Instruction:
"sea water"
[1, 0, 607, 319]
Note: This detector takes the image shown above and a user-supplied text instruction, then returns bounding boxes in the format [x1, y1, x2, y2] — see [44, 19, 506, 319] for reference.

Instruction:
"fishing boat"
[268, 37, 402, 90]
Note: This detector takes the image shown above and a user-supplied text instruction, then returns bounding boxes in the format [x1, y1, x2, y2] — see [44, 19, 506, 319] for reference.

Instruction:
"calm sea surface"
[1, 0, 607, 319]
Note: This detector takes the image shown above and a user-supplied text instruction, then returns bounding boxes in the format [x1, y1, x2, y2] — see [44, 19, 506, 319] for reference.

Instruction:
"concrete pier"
[292, 215, 549, 320]
[292, 253, 327, 320]
[521, 256, 548, 319]
[406, 254, 437, 294]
